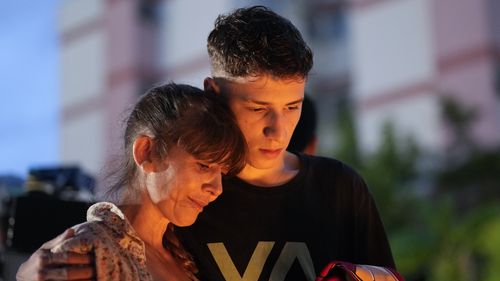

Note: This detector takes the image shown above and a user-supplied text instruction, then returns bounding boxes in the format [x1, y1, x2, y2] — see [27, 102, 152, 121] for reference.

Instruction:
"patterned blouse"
[52, 202, 153, 281]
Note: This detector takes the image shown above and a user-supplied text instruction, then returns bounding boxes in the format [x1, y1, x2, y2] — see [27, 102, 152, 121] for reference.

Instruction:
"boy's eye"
[248, 107, 266, 112]
[287, 105, 300, 111]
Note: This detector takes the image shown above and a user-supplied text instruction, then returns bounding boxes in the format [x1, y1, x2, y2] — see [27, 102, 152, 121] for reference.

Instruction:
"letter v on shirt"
[208, 241, 316, 281]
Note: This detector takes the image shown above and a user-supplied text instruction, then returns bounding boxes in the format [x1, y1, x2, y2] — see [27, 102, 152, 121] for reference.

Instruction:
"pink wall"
[103, 0, 139, 164]
[432, 0, 499, 148]
[432, 0, 490, 59]
[103, 0, 162, 165]
[486, 0, 500, 48]
[439, 58, 499, 148]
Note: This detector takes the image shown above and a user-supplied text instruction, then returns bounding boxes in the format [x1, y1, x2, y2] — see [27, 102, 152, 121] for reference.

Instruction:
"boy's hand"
[16, 228, 96, 281]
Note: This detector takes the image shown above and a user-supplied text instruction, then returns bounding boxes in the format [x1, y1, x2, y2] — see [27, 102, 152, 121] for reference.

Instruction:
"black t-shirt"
[176, 154, 395, 281]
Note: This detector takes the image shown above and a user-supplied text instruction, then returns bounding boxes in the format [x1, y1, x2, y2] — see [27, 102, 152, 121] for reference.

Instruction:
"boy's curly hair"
[207, 6, 313, 79]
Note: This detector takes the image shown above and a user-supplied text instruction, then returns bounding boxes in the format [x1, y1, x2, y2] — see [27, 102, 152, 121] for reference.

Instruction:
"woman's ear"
[133, 135, 157, 173]
[204, 77, 221, 95]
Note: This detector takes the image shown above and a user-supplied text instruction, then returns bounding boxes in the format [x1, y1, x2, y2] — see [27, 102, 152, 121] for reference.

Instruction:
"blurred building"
[59, 0, 160, 177]
[58, 0, 239, 178]
[57, 0, 500, 178]
[348, 0, 500, 155]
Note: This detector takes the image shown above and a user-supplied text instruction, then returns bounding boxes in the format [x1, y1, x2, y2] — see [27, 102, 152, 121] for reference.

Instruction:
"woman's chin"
[172, 215, 198, 227]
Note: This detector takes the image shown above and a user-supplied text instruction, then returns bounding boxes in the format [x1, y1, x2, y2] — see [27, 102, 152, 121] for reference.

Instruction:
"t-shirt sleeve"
[350, 174, 396, 268]
[313, 157, 396, 269]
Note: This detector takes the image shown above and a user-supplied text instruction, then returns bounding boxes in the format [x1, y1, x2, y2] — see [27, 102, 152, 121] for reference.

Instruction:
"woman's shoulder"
[52, 203, 150, 280]
[56, 202, 141, 252]
[86, 202, 127, 224]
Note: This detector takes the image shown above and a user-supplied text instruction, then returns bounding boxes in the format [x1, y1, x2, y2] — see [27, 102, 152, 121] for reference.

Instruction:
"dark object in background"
[2, 166, 95, 253]
[6, 191, 90, 252]
[28, 166, 95, 197]
[288, 94, 318, 154]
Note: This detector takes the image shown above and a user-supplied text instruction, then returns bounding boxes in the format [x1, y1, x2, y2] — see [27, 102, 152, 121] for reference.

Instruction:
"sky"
[0, 0, 61, 177]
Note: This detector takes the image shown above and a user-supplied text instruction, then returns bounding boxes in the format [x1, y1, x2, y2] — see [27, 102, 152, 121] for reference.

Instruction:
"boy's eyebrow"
[245, 98, 304, 106]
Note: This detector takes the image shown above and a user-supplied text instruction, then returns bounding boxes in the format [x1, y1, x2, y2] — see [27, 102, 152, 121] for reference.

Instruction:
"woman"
[17, 83, 246, 281]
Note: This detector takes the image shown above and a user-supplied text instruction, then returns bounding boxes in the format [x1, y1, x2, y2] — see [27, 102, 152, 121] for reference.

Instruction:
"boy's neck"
[237, 151, 300, 187]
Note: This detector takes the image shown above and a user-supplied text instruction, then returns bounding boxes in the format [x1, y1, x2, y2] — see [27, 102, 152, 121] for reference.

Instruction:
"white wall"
[348, 0, 439, 153]
[59, 0, 106, 175]
[357, 93, 443, 153]
[61, 111, 105, 175]
[60, 31, 106, 107]
[59, 0, 103, 33]
[349, 0, 435, 98]
[158, 0, 233, 87]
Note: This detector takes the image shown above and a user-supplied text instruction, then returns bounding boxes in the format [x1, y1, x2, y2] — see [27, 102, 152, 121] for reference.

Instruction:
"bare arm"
[16, 228, 96, 281]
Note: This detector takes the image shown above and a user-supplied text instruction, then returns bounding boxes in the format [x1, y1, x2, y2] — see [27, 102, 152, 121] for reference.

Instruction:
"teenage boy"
[177, 6, 394, 281]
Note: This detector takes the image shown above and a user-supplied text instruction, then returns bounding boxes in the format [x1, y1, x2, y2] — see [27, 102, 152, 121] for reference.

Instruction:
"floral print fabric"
[52, 202, 153, 281]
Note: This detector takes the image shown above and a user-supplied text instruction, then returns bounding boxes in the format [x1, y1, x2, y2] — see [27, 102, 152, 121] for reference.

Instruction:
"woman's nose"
[202, 170, 223, 197]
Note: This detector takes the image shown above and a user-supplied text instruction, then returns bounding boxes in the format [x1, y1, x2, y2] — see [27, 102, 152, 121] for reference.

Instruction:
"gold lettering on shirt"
[208, 242, 315, 281]
[269, 242, 315, 281]
[208, 242, 274, 281]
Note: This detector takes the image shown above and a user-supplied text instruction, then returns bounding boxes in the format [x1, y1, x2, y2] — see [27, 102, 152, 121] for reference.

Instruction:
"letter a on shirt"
[208, 242, 315, 281]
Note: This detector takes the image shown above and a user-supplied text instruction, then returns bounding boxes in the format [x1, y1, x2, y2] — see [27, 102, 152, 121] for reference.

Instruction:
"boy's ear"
[204, 77, 221, 95]
[133, 135, 157, 173]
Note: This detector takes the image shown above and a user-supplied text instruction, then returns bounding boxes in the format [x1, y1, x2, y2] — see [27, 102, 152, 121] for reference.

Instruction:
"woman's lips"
[259, 148, 283, 158]
[189, 197, 208, 212]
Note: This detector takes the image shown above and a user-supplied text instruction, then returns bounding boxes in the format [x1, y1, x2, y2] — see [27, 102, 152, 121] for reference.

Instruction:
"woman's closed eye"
[197, 162, 212, 172]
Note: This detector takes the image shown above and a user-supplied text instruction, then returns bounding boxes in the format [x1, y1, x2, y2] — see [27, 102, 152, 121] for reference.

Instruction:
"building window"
[138, 0, 160, 24]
